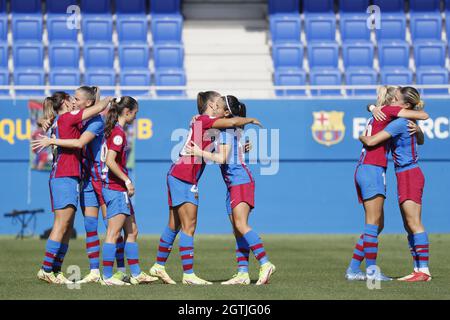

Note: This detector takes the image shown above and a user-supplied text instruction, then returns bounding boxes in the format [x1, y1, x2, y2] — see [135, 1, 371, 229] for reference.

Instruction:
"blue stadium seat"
[345, 68, 378, 96]
[117, 15, 148, 43]
[342, 42, 374, 68]
[153, 44, 184, 69]
[410, 13, 442, 41]
[13, 43, 44, 68]
[304, 14, 336, 42]
[11, 0, 41, 13]
[0, 0, 5, 12]
[151, 0, 181, 15]
[49, 69, 81, 94]
[414, 41, 446, 68]
[80, 0, 111, 14]
[14, 69, 45, 96]
[47, 15, 78, 42]
[0, 43, 7, 68]
[310, 69, 342, 96]
[340, 14, 371, 41]
[84, 43, 115, 69]
[82, 15, 113, 42]
[115, 0, 147, 14]
[0, 69, 9, 95]
[376, 14, 406, 41]
[272, 43, 303, 69]
[340, 0, 369, 13]
[120, 70, 151, 96]
[303, 0, 334, 14]
[12, 15, 43, 42]
[308, 42, 339, 69]
[151, 15, 183, 43]
[47, 0, 78, 14]
[84, 69, 116, 96]
[155, 68, 186, 96]
[0, 15, 7, 41]
[410, 0, 440, 12]
[274, 69, 306, 96]
[416, 68, 449, 95]
[378, 41, 409, 69]
[380, 68, 413, 85]
[372, 0, 404, 12]
[268, 0, 300, 14]
[446, 0, 450, 11]
[49, 43, 80, 69]
[269, 14, 301, 43]
[118, 44, 149, 69]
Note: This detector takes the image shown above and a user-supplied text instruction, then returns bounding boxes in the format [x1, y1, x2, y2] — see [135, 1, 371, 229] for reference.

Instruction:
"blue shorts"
[167, 174, 199, 207]
[102, 188, 134, 219]
[80, 179, 105, 208]
[49, 177, 79, 211]
[355, 164, 386, 203]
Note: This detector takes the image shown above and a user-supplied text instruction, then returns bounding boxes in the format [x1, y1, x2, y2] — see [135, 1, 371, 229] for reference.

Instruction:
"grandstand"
[0, 0, 449, 98]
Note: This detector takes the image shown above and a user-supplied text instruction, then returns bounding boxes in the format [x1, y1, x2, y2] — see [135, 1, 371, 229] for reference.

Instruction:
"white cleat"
[130, 272, 159, 285]
[182, 273, 213, 285]
[54, 272, 74, 285]
[221, 272, 251, 285]
[256, 262, 276, 285]
[100, 276, 131, 286]
[37, 269, 63, 284]
[77, 271, 101, 284]
[345, 267, 367, 281]
[149, 263, 176, 284]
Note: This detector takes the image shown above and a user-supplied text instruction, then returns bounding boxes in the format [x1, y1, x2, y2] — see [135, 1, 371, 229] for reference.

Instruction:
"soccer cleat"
[397, 272, 416, 281]
[54, 271, 74, 284]
[221, 272, 251, 285]
[256, 262, 276, 285]
[113, 271, 131, 284]
[100, 276, 131, 286]
[37, 269, 63, 284]
[129, 272, 159, 285]
[77, 271, 101, 284]
[405, 272, 432, 282]
[182, 273, 213, 285]
[366, 269, 393, 282]
[345, 267, 367, 281]
[149, 263, 176, 284]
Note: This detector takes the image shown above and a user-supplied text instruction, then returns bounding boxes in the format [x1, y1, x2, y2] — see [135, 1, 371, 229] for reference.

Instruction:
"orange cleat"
[405, 272, 432, 282]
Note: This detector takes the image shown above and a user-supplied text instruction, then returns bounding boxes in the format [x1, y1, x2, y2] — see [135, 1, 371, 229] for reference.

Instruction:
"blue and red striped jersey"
[81, 115, 104, 183]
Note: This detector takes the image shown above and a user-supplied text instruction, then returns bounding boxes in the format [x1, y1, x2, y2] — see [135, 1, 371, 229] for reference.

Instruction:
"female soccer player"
[359, 87, 431, 282]
[32, 87, 127, 284]
[185, 95, 276, 285]
[100, 96, 157, 286]
[149, 91, 262, 285]
[36, 92, 112, 284]
[345, 86, 429, 281]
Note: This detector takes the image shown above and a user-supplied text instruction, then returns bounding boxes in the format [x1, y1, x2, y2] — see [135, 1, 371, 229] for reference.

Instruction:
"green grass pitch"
[1, 234, 450, 300]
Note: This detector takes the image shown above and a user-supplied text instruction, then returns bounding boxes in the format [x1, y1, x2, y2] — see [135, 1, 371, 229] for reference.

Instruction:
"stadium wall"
[1, 99, 450, 235]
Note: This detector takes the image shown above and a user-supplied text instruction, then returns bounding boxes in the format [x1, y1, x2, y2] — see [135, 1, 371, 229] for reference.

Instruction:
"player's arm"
[397, 109, 429, 121]
[81, 97, 113, 121]
[105, 149, 135, 197]
[31, 131, 95, 151]
[185, 141, 230, 164]
[408, 120, 425, 145]
[359, 131, 392, 148]
[212, 117, 262, 129]
[367, 104, 387, 121]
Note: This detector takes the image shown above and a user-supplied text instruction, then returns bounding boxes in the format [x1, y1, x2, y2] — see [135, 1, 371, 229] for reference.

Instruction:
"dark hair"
[40, 91, 70, 126]
[104, 96, 138, 138]
[222, 95, 246, 118]
[400, 86, 425, 110]
[197, 91, 220, 114]
[77, 86, 99, 107]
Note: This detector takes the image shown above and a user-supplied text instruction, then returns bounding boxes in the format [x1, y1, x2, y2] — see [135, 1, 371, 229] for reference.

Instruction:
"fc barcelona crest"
[311, 111, 345, 147]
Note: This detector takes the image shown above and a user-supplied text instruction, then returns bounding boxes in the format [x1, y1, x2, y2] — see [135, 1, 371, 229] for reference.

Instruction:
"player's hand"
[407, 120, 420, 136]
[251, 118, 263, 128]
[185, 141, 203, 157]
[372, 106, 386, 121]
[39, 118, 53, 132]
[126, 181, 135, 198]
[190, 114, 200, 126]
[244, 141, 252, 153]
[31, 134, 53, 153]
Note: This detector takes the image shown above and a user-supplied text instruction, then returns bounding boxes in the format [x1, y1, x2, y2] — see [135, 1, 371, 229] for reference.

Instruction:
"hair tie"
[115, 97, 122, 103]
[224, 96, 234, 116]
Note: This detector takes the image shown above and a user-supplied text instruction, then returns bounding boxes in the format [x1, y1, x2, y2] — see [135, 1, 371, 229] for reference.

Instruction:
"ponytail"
[38, 91, 70, 128]
[104, 96, 138, 138]
[223, 95, 245, 118]
[196, 91, 221, 114]
[77, 86, 100, 107]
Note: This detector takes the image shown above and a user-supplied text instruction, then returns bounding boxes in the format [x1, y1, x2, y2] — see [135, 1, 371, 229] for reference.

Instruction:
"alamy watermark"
[366, 5, 381, 30]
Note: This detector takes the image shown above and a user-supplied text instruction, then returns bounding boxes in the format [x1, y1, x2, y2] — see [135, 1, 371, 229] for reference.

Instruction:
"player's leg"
[397, 206, 420, 281]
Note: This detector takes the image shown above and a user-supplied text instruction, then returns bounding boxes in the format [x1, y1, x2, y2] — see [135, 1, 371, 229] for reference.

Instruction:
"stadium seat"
[84, 69, 116, 96]
[274, 69, 306, 96]
[310, 69, 342, 96]
[409, 0, 440, 12]
[372, 0, 404, 12]
[82, 15, 113, 42]
[308, 42, 339, 69]
[49, 69, 81, 94]
[120, 69, 151, 96]
[151, 15, 183, 43]
[0, 43, 7, 68]
[151, 0, 181, 15]
[340, 14, 371, 41]
[49, 43, 80, 69]
[154, 68, 186, 96]
[446, 0, 450, 11]
[342, 42, 374, 68]
[118, 44, 149, 69]
[11, 0, 41, 13]
[380, 68, 413, 85]
[410, 13, 442, 41]
[378, 41, 410, 69]
[272, 43, 303, 69]
[345, 68, 378, 96]
[115, 0, 147, 14]
[153, 44, 184, 69]
[268, 0, 300, 14]
[13, 69, 45, 96]
[84, 43, 115, 69]
[376, 14, 406, 41]
[339, 0, 369, 13]
[303, 0, 334, 14]
[80, 0, 111, 14]
[0, 0, 4, 12]
[304, 15, 336, 42]
[47, 15, 78, 42]
[47, 0, 78, 14]
[416, 68, 449, 95]
[12, 15, 43, 42]
[414, 41, 446, 68]
[13, 43, 44, 68]
[117, 15, 148, 43]
[269, 14, 301, 43]
[0, 15, 7, 41]
[0, 69, 9, 95]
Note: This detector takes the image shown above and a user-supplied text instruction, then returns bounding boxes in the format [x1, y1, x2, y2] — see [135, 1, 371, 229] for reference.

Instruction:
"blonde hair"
[376, 86, 399, 107]
[400, 86, 425, 110]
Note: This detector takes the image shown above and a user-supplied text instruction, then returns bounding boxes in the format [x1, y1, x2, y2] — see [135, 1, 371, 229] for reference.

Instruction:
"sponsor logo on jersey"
[312, 111, 346, 146]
